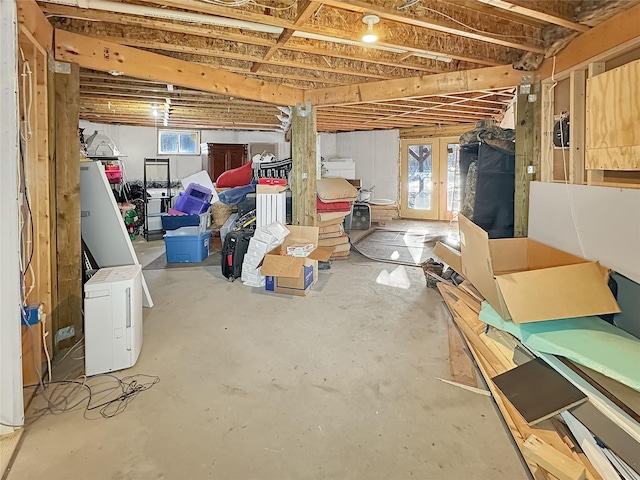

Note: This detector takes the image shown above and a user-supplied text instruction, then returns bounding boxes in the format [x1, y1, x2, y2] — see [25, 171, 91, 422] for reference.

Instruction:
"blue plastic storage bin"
[164, 231, 210, 263]
[174, 192, 211, 215]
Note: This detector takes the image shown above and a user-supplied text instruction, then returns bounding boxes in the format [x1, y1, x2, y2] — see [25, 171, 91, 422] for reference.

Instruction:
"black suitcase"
[221, 229, 252, 281]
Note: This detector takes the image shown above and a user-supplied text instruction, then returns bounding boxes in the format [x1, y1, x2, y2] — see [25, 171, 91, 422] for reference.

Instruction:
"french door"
[399, 137, 461, 220]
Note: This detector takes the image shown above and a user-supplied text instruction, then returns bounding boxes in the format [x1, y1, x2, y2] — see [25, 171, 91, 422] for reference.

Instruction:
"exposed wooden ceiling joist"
[475, 0, 590, 32]
[131, 0, 515, 66]
[318, 0, 545, 53]
[54, 29, 304, 105]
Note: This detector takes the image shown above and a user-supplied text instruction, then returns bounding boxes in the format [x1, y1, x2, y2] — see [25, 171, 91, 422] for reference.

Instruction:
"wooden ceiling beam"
[319, 0, 545, 53]
[54, 29, 303, 105]
[17, 0, 53, 54]
[82, 34, 395, 81]
[475, 0, 590, 32]
[305, 64, 525, 106]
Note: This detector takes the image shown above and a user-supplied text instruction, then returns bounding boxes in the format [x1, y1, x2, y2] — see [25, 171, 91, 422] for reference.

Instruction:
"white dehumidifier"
[84, 265, 143, 376]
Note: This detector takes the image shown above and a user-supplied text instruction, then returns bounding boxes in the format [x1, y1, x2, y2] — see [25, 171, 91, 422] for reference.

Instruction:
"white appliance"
[84, 265, 143, 376]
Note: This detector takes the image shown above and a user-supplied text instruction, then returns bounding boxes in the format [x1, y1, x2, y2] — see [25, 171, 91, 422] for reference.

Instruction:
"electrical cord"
[25, 374, 161, 423]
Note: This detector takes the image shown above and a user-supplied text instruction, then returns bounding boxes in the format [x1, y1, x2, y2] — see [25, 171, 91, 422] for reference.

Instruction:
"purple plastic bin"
[174, 192, 210, 215]
[185, 183, 213, 203]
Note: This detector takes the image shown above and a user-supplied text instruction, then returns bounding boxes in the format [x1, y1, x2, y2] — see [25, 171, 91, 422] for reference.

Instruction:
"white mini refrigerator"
[84, 265, 143, 376]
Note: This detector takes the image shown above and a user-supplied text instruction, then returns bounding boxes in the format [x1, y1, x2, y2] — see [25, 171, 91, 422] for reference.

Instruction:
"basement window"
[158, 130, 200, 155]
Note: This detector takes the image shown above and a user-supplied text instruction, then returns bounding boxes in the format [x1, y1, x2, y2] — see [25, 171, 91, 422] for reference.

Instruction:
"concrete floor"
[7, 221, 528, 480]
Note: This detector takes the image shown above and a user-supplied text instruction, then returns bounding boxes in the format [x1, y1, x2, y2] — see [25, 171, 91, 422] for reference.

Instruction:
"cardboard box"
[458, 215, 620, 324]
[256, 184, 288, 194]
[433, 242, 463, 274]
[260, 226, 334, 296]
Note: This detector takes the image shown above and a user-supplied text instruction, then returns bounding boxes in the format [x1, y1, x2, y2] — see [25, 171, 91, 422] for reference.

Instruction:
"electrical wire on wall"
[2, 50, 162, 430]
[542, 56, 586, 258]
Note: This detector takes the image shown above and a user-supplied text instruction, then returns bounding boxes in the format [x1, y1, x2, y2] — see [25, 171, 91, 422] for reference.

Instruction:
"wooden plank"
[54, 61, 82, 353]
[523, 434, 587, 480]
[569, 70, 586, 184]
[439, 286, 594, 480]
[305, 65, 523, 106]
[540, 81, 555, 183]
[54, 29, 304, 106]
[47, 53, 59, 358]
[291, 102, 317, 226]
[400, 123, 475, 139]
[514, 83, 539, 237]
[492, 358, 588, 426]
[440, 282, 481, 313]
[586, 59, 640, 171]
[588, 63, 606, 78]
[21, 323, 43, 387]
[447, 318, 477, 387]
[475, 0, 589, 32]
[17, 0, 53, 53]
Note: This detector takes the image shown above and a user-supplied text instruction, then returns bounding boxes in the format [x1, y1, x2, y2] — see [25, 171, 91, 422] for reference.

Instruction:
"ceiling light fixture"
[361, 14, 380, 43]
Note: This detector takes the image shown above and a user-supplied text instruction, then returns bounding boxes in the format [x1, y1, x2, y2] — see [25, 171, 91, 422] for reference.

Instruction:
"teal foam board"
[479, 302, 640, 392]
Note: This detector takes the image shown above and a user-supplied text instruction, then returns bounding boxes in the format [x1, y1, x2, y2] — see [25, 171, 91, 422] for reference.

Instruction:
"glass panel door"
[400, 139, 439, 219]
[438, 139, 461, 221]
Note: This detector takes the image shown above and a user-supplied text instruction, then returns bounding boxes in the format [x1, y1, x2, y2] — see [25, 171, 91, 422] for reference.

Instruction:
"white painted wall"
[1, 0, 25, 431]
[79, 121, 289, 181]
[320, 129, 400, 201]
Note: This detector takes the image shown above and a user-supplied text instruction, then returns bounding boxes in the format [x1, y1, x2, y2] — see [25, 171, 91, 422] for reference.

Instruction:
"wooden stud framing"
[54, 61, 82, 352]
[291, 102, 317, 226]
[569, 70, 586, 185]
[17, 0, 53, 54]
[585, 62, 605, 185]
[539, 80, 555, 183]
[514, 82, 540, 238]
[54, 30, 304, 106]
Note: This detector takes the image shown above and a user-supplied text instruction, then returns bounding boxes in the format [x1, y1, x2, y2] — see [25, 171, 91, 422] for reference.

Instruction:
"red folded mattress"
[317, 197, 351, 212]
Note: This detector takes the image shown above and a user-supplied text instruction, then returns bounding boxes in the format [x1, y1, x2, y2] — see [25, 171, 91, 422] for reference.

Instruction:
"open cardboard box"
[456, 215, 620, 324]
[260, 226, 334, 296]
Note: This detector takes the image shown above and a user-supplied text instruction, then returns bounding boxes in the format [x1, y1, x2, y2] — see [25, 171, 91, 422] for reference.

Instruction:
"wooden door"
[207, 143, 247, 181]
[399, 137, 461, 220]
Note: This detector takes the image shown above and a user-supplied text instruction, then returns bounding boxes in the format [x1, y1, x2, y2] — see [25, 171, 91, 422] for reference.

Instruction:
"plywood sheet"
[586, 59, 640, 170]
[529, 181, 640, 284]
[447, 318, 477, 388]
[492, 358, 587, 425]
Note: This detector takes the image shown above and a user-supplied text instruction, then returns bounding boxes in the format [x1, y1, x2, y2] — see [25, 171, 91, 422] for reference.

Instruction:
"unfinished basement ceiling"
[40, 0, 638, 132]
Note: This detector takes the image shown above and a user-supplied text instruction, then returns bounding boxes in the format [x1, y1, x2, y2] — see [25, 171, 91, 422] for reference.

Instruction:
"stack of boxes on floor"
[316, 178, 360, 261]
[241, 223, 290, 287]
[162, 183, 213, 263]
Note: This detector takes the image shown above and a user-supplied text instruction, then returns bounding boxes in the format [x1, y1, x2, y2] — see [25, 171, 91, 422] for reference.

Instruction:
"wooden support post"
[47, 55, 59, 356]
[34, 47, 54, 355]
[291, 101, 317, 226]
[586, 63, 605, 186]
[514, 81, 540, 238]
[54, 61, 82, 353]
[569, 71, 586, 185]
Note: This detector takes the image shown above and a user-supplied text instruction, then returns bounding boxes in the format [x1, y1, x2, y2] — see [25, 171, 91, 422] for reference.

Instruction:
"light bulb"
[362, 32, 378, 43]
